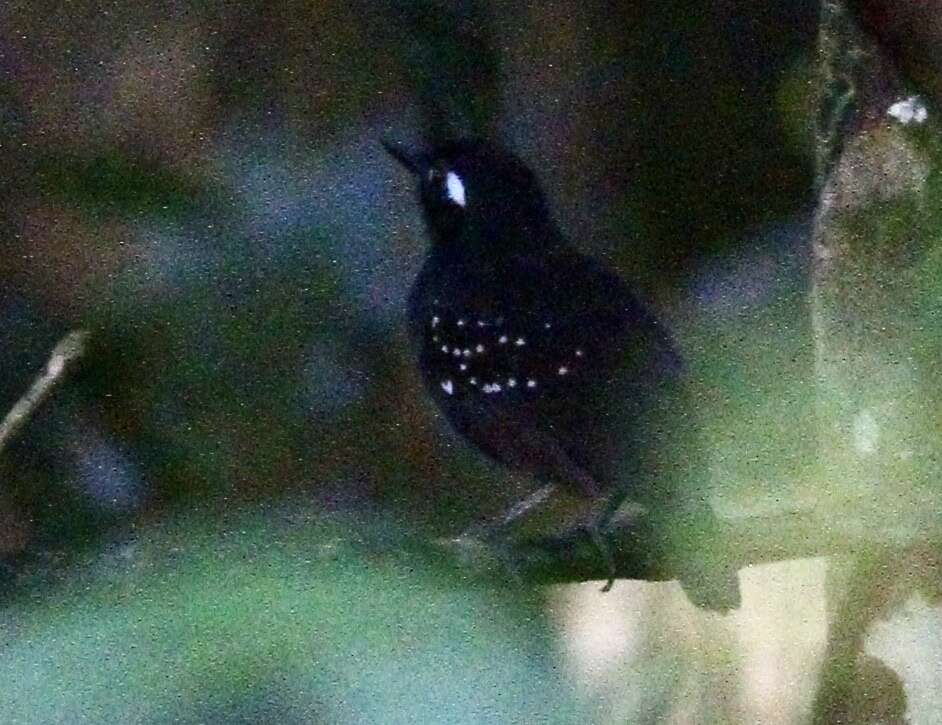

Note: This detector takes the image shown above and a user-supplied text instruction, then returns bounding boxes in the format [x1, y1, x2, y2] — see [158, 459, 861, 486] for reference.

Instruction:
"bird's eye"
[445, 171, 467, 208]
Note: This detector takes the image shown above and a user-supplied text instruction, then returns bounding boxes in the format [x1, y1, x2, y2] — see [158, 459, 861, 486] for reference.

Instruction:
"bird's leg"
[565, 467, 622, 591]
[452, 483, 558, 585]
[581, 495, 619, 592]
[590, 526, 616, 592]
[460, 483, 557, 542]
[498, 483, 557, 529]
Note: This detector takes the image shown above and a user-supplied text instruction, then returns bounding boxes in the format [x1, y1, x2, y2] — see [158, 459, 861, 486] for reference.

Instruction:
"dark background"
[0, 0, 817, 542]
[0, 2, 833, 721]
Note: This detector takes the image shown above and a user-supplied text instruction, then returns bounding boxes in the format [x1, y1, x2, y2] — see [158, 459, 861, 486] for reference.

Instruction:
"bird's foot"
[577, 495, 622, 592]
[584, 521, 617, 592]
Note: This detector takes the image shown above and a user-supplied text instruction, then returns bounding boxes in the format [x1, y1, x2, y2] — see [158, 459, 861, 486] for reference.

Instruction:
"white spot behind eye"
[445, 171, 467, 207]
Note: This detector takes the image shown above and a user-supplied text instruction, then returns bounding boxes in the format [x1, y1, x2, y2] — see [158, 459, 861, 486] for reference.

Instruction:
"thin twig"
[0, 330, 90, 455]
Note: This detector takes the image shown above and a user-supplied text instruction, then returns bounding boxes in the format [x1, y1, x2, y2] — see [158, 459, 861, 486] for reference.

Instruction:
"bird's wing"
[496, 248, 683, 391]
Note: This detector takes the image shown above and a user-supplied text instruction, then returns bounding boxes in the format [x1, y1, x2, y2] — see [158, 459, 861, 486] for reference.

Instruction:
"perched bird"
[384, 138, 736, 606]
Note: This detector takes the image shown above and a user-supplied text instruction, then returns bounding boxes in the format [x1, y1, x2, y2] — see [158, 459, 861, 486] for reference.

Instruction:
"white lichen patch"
[887, 96, 928, 126]
[853, 409, 879, 455]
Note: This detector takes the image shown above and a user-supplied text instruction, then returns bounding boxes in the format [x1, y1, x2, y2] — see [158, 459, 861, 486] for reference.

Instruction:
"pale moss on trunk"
[812, 123, 941, 542]
[809, 2, 942, 721]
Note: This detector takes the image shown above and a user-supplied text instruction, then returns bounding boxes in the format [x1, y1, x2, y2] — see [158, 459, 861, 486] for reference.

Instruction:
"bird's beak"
[381, 139, 424, 176]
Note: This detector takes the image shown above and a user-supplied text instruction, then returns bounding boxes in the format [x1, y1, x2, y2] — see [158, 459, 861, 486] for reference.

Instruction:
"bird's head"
[382, 138, 553, 254]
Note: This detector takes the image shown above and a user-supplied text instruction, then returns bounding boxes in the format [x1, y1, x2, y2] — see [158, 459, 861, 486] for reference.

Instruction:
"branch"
[0, 330, 90, 455]
[441, 508, 939, 611]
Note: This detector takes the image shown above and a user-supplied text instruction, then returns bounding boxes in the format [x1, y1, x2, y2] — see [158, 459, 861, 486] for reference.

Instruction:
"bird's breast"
[412, 297, 600, 412]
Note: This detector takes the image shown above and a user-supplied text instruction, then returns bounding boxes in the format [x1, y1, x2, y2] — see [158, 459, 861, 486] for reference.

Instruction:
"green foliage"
[35, 152, 205, 221]
[0, 505, 582, 723]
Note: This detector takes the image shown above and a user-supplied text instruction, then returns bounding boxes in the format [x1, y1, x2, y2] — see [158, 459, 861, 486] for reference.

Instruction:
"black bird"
[384, 138, 736, 607]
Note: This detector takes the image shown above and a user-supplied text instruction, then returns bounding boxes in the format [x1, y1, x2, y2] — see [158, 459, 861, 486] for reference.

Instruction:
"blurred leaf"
[35, 152, 204, 220]
[0, 503, 583, 724]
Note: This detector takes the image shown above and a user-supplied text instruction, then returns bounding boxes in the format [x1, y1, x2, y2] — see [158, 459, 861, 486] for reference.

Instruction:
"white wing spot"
[457, 318, 466, 327]
[475, 344, 485, 353]
[575, 349, 584, 357]
[459, 363, 468, 371]
[431, 316, 440, 328]
[469, 377, 478, 385]
[441, 345, 449, 353]
[544, 322, 551, 329]
[527, 379, 537, 388]
[498, 335, 508, 344]
[508, 378, 517, 388]
[463, 348, 472, 357]
[452, 348, 462, 357]
[515, 337, 526, 346]
[441, 380, 454, 395]
[432, 335, 439, 343]
[445, 171, 467, 207]
[558, 366, 569, 376]
[477, 320, 487, 327]
[483, 383, 502, 394]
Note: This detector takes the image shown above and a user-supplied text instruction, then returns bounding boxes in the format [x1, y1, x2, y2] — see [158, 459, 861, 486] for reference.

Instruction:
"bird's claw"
[585, 523, 617, 592]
